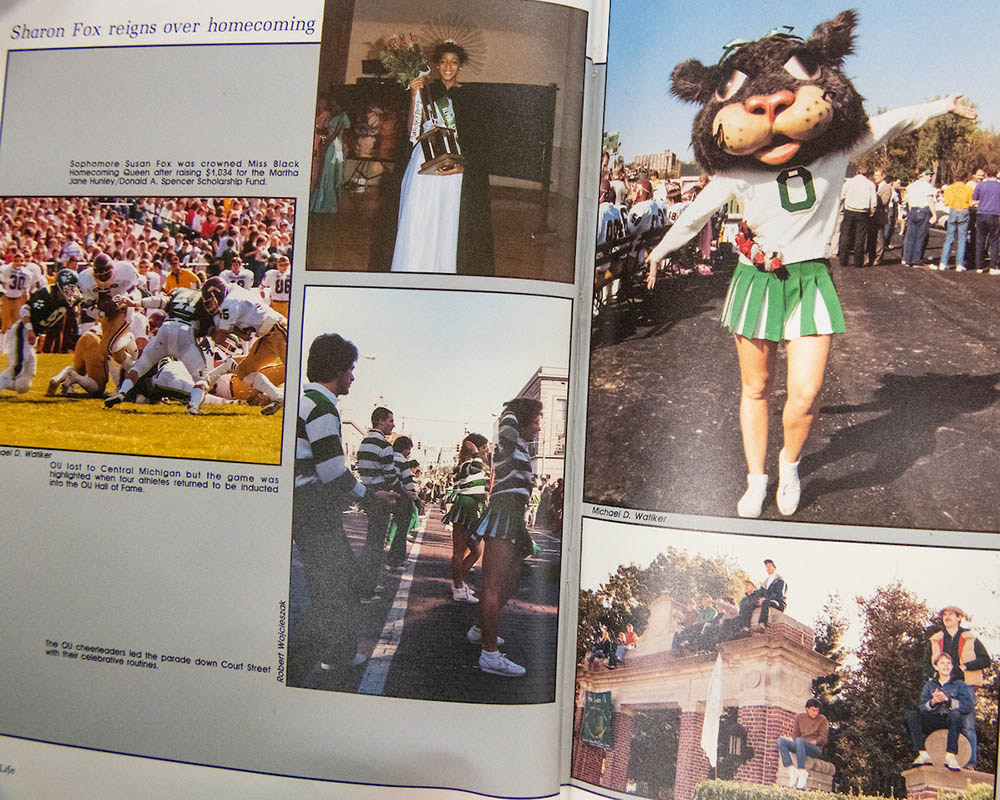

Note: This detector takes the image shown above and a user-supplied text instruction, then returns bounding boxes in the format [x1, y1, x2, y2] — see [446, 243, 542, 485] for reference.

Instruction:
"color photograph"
[287, 285, 571, 702]
[0, 196, 293, 463]
[572, 520, 1000, 799]
[306, 0, 587, 280]
[585, 0, 1000, 530]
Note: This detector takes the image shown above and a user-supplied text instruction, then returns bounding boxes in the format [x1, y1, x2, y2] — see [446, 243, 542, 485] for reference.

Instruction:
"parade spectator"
[927, 605, 991, 768]
[907, 652, 973, 771]
[972, 167, 1000, 273]
[966, 168, 985, 264]
[778, 698, 829, 790]
[938, 174, 974, 271]
[869, 168, 894, 264]
[838, 165, 877, 267]
[902, 170, 937, 267]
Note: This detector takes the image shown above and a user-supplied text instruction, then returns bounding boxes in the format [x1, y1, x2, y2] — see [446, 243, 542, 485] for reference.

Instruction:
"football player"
[78, 253, 141, 373]
[104, 286, 214, 414]
[258, 254, 291, 319]
[47, 327, 108, 397]
[0, 269, 80, 394]
[1, 252, 46, 338]
[218, 255, 255, 292]
[203, 277, 286, 415]
[123, 356, 238, 407]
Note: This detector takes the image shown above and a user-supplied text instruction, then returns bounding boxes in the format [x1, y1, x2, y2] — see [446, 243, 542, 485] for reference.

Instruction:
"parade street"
[289, 508, 561, 703]
[585, 229, 1000, 531]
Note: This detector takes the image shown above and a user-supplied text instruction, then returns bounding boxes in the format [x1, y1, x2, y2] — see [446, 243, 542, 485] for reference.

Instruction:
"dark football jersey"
[164, 288, 213, 338]
[25, 286, 71, 332]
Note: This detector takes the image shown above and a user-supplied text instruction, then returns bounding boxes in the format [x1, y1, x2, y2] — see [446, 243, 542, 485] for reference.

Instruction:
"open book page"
[0, 0, 606, 796]
[572, 1, 999, 799]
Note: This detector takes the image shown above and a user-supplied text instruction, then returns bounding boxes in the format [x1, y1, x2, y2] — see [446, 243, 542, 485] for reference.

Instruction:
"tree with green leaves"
[576, 548, 749, 662]
[818, 582, 998, 795]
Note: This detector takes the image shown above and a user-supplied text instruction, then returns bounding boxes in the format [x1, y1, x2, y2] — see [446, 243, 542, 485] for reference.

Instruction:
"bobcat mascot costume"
[646, 10, 974, 518]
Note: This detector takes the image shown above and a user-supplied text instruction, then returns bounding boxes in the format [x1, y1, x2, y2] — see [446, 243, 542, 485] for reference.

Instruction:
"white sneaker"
[452, 586, 479, 604]
[956, 265, 967, 272]
[990, 269, 1000, 275]
[787, 767, 799, 787]
[912, 750, 932, 766]
[796, 768, 809, 789]
[737, 473, 768, 518]
[320, 652, 367, 670]
[466, 625, 503, 645]
[776, 450, 801, 516]
[944, 752, 961, 771]
[479, 650, 525, 677]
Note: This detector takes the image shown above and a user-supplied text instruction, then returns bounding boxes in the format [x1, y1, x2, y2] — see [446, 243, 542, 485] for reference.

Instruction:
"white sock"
[776, 450, 801, 516]
[737, 473, 768, 518]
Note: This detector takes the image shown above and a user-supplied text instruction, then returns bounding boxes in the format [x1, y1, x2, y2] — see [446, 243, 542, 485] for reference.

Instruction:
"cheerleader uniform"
[442, 455, 487, 527]
[648, 99, 953, 341]
[471, 412, 533, 556]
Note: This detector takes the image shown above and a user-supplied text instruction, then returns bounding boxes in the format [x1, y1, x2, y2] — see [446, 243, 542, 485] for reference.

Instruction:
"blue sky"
[605, 0, 1000, 162]
[299, 287, 572, 453]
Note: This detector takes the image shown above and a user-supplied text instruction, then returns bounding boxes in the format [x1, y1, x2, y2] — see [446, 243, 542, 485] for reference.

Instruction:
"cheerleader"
[442, 433, 489, 603]
[466, 398, 542, 677]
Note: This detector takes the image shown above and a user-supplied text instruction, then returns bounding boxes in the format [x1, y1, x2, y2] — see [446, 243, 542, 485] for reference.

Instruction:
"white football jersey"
[596, 203, 627, 248]
[219, 268, 254, 291]
[627, 199, 665, 238]
[214, 285, 283, 335]
[259, 268, 291, 303]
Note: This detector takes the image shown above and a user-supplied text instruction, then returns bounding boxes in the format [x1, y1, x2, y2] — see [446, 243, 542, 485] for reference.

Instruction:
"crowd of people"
[594, 158, 723, 313]
[835, 165, 1000, 272]
[290, 332, 560, 684]
[0, 196, 294, 412]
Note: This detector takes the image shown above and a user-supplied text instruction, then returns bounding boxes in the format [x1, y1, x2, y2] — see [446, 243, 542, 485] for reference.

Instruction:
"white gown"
[390, 93, 463, 273]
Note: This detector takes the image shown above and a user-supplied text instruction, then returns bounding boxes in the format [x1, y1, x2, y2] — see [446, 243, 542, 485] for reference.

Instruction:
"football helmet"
[147, 309, 166, 336]
[55, 268, 82, 305]
[201, 276, 227, 315]
[92, 253, 114, 289]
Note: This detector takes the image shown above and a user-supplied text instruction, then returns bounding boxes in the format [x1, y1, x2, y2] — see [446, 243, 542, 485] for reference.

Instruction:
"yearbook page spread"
[0, 0, 603, 797]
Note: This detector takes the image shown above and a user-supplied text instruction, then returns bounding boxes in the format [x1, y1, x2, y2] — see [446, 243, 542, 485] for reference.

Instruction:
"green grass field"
[1, 353, 284, 464]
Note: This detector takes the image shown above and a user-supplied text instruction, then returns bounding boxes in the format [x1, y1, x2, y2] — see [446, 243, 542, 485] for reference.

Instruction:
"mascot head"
[671, 10, 868, 173]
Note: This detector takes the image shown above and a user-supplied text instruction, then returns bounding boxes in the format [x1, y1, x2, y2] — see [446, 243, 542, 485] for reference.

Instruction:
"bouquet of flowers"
[379, 33, 427, 87]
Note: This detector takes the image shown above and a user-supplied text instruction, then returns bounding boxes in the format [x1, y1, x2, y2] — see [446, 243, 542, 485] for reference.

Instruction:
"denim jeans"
[964, 686, 978, 766]
[903, 206, 932, 264]
[941, 209, 970, 267]
[778, 736, 823, 768]
[907, 708, 964, 754]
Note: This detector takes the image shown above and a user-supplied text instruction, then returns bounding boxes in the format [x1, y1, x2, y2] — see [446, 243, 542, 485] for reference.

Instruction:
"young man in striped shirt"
[288, 333, 395, 684]
[356, 406, 398, 599]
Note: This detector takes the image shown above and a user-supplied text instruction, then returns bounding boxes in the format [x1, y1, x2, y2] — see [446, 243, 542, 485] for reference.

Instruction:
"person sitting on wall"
[928, 605, 991, 770]
[737, 578, 765, 633]
[777, 698, 829, 790]
[672, 594, 718, 650]
[907, 652, 974, 771]
[587, 626, 617, 669]
[757, 558, 787, 629]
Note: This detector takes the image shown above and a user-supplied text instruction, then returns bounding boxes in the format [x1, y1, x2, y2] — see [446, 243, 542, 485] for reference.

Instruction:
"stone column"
[674, 710, 710, 800]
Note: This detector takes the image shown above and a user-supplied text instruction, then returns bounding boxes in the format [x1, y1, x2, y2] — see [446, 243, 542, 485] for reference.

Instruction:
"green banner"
[582, 690, 614, 749]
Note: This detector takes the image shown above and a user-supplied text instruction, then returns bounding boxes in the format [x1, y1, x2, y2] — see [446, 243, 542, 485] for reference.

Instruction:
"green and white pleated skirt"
[442, 494, 484, 527]
[720, 258, 845, 341]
